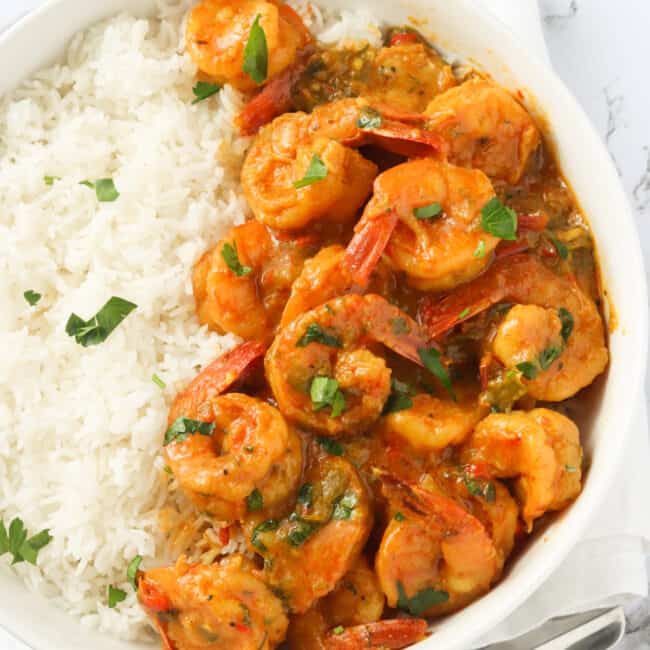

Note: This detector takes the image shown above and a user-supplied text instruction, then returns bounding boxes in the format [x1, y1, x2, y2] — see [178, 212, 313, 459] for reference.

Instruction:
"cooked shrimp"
[241, 111, 378, 230]
[280, 245, 394, 328]
[186, 0, 311, 91]
[375, 476, 499, 616]
[323, 619, 429, 650]
[461, 409, 582, 529]
[362, 43, 456, 113]
[344, 159, 499, 291]
[193, 221, 313, 342]
[138, 554, 288, 650]
[286, 556, 385, 650]
[425, 79, 541, 184]
[420, 254, 609, 401]
[247, 454, 373, 613]
[165, 392, 302, 520]
[378, 393, 487, 453]
[266, 294, 430, 436]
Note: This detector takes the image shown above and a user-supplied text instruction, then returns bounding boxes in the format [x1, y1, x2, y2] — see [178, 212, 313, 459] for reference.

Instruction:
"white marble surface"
[0, 1, 649, 648]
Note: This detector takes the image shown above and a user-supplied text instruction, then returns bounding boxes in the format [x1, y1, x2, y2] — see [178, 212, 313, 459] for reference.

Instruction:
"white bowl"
[0, 1, 646, 649]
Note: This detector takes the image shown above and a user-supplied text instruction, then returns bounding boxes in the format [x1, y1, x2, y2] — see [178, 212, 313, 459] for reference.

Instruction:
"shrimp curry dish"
[136, 2, 609, 648]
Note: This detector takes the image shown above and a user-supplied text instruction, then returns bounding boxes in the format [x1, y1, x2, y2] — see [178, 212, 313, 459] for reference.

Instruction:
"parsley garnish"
[296, 323, 342, 348]
[246, 488, 264, 512]
[394, 512, 405, 521]
[551, 236, 569, 260]
[65, 296, 137, 347]
[458, 307, 470, 319]
[565, 465, 578, 473]
[108, 585, 127, 608]
[538, 346, 562, 370]
[0, 518, 52, 565]
[310, 377, 346, 417]
[81, 178, 120, 202]
[318, 437, 344, 456]
[516, 361, 539, 380]
[463, 476, 496, 502]
[357, 107, 382, 130]
[332, 492, 357, 520]
[558, 308, 574, 341]
[287, 519, 317, 546]
[333, 626, 345, 635]
[473, 239, 486, 258]
[418, 348, 456, 401]
[383, 378, 414, 414]
[414, 202, 442, 220]
[192, 81, 221, 104]
[396, 581, 449, 615]
[297, 483, 314, 507]
[164, 417, 215, 445]
[44, 175, 61, 186]
[242, 14, 268, 85]
[24, 290, 41, 306]
[152, 373, 166, 389]
[251, 519, 279, 552]
[221, 242, 252, 277]
[293, 154, 328, 189]
[127, 555, 142, 590]
[480, 197, 517, 240]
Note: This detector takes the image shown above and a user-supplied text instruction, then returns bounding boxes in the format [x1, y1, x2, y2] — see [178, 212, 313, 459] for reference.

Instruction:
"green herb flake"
[287, 519, 317, 547]
[516, 361, 539, 380]
[44, 175, 61, 186]
[356, 106, 383, 130]
[127, 555, 143, 590]
[383, 378, 415, 414]
[418, 348, 456, 401]
[480, 197, 518, 240]
[164, 417, 215, 446]
[65, 296, 137, 347]
[246, 488, 264, 513]
[24, 290, 41, 306]
[538, 346, 562, 371]
[396, 581, 449, 616]
[332, 492, 357, 521]
[192, 81, 221, 104]
[558, 308, 574, 342]
[565, 465, 578, 473]
[221, 242, 252, 277]
[464, 476, 496, 503]
[293, 154, 328, 189]
[94, 178, 120, 202]
[297, 483, 314, 507]
[163, 465, 173, 475]
[310, 377, 346, 418]
[551, 236, 569, 260]
[394, 512, 405, 521]
[0, 518, 52, 566]
[251, 519, 279, 552]
[333, 626, 345, 636]
[79, 180, 95, 189]
[413, 202, 443, 220]
[473, 239, 486, 258]
[152, 373, 166, 389]
[243, 14, 268, 85]
[317, 436, 344, 456]
[108, 585, 127, 608]
[296, 323, 342, 348]
[458, 307, 470, 320]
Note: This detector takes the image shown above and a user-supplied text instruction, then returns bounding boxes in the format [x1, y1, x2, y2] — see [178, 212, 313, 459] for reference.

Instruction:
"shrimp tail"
[343, 210, 399, 288]
[324, 619, 429, 649]
[169, 341, 266, 423]
[237, 45, 315, 136]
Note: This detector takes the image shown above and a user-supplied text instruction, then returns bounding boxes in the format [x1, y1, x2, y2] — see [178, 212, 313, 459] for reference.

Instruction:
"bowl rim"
[0, 1, 647, 649]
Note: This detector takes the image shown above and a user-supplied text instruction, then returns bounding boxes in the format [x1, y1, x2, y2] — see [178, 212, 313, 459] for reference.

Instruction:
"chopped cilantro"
[296, 323, 342, 348]
[164, 417, 215, 445]
[65, 296, 136, 347]
[242, 14, 268, 85]
[480, 197, 518, 240]
[221, 242, 252, 277]
[293, 154, 328, 189]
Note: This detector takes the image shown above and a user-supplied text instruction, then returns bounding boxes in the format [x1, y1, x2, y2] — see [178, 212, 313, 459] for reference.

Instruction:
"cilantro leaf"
[418, 348, 456, 401]
[538, 346, 562, 370]
[242, 14, 268, 85]
[221, 242, 252, 277]
[246, 488, 264, 512]
[0, 518, 52, 565]
[80, 179, 119, 202]
[396, 580, 449, 615]
[463, 476, 496, 503]
[558, 308, 574, 341]
[516, 361, 539, 380]
[473, 239, 486, 258]
[127, 555, 143, 590]
[65, 296, 137, 347]
[310, 377, 346, 418]
[480, 197, 518, 240]
[44, 175, 61, 186]
[251, 519, 279, 551]
[297, 483, 314, 507]
[356, 106, 383, 129]
[164, 417, 215, 445]
[287, 519, 317, 547]
[296, 323, 342, 348]
[108, 585, 127, 608]
[551, 236, 569, 260]
[192, 81, 221, 104]
[24, 290, 41, 306]
[293, 154, 328, 189]
[332, 492, 357, 520]
[317, 437, 344, 456]
[414, 202, 442, 220]
[383, 378, 414, 414]
[152, 373, 166, 389]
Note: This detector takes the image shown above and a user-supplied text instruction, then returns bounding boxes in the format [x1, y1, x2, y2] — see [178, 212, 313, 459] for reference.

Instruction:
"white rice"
[0, 0, 377, 642]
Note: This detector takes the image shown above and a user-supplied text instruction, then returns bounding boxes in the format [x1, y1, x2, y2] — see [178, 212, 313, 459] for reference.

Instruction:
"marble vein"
[633, 147, 650, 214]
[603, 81, 625, 177]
